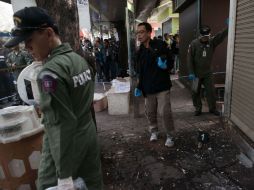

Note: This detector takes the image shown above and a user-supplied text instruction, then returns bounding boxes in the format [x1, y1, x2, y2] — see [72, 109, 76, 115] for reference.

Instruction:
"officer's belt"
[0, 65, 27, 73]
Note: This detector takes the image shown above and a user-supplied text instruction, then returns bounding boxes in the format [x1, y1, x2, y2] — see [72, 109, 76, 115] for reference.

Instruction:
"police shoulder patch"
[39, 70, 58, 93]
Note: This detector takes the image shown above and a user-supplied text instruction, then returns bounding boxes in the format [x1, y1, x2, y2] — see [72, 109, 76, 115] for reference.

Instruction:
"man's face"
[94, 39, 100, 47]
[137, 25, 151, 44]
[24, 29, 51, 61]
[13, 45, 20, 51]
[200, 35, 210, 43]
[104, 41, 109, 47]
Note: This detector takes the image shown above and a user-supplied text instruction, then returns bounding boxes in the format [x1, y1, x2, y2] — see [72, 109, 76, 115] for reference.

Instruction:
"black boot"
[209, 110, 220, 116]
[194, 110, 202, 116]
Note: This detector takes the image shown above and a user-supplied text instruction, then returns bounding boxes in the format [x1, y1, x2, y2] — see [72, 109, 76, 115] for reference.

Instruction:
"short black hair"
[138, 22, 152, 33]
[95, 37, 101, 43]
[52, 25, 59, 35]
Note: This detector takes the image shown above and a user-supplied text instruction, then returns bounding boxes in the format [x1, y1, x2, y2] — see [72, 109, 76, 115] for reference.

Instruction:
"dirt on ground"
[95, 80, 254, 190]
[97, 114, 253, 190]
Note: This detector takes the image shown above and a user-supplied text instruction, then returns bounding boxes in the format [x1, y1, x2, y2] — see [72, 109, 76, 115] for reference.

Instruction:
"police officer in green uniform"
[187, 25, 228, 116]
[6, 44, 33, 81]
[5, 7, 103, 190]
[6, 45, 32, 67]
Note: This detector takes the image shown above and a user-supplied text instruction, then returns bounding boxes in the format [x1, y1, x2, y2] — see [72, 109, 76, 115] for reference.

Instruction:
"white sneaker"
[150, 132, 158, 142]
[165, 136, 174, 147]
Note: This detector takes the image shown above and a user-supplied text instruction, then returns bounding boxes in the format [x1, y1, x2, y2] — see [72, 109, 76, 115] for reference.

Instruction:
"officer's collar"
[51, 43, 72, 55]
[47, 43, 72, 59]
[42, 43, 72, 64]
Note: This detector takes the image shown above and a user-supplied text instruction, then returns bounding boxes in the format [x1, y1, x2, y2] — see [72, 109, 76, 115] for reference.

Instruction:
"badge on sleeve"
[39, 71, 58, 93]
[202, 49, 207, 57]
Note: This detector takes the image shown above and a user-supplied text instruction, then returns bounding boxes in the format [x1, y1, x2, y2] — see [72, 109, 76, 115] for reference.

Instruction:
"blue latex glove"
[134, 88, 142, 97]
[157, 57, 167, 69]
[188, 74, 196, 80]
[225, 18, 229, 26]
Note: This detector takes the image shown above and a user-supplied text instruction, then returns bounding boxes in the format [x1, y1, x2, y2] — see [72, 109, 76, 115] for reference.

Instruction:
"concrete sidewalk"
[95, 79, 254, 190]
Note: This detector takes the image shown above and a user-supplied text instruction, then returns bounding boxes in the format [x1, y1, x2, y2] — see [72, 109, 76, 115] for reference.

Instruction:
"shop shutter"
[162, 19, 172, 34]
[230, 0, 254, 141]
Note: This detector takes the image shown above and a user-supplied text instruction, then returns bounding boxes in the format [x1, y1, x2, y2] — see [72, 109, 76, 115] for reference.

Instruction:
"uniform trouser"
[96, 61, 103, 80]
[104, 57, 110, 81]
[37, 126, 103, 190]
[145, 90, 175, 135]
[110, 61, 117, 79]
[174, 55, 179, 73]
[192, 73, 216, 112]
[0, 73, 13, 98]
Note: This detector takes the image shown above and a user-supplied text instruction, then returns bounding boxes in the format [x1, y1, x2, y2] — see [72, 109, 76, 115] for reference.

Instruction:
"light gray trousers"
[145, 90, 175, 135]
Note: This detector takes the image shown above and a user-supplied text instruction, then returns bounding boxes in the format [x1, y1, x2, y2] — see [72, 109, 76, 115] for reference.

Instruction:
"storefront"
[224, 0, 254, 162]
[173, 0, 229, 84]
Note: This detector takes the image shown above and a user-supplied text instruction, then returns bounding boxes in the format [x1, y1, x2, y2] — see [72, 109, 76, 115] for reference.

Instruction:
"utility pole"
[126, 2, 140, 118]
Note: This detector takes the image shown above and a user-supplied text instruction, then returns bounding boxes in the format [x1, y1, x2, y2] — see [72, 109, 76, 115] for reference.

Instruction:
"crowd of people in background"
[1, 29, 175, 104]
[0, 34, 121, 103]
[0, 40, 33, 104]
[80, 36, 120, 82]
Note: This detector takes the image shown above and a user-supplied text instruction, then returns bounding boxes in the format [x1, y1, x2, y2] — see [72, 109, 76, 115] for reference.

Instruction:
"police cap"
[200, 25, 211, 36]
[4, 7, 57, 48]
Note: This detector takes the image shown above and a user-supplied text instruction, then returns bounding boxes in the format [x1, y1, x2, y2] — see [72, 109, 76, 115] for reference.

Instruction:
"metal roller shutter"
[231, 0, 254, 141]
[162, 19, 172, 35]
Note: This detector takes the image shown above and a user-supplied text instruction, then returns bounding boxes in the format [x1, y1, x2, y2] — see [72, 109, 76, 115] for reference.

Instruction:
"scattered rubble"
[96, 81, 254, 189]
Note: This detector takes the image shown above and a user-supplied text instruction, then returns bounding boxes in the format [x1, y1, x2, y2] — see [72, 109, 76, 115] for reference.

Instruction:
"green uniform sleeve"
[23, 51, 33, 65]
[212, 28, 228, 47]
[39, 70, 77, 179]
[187, 43, 195, 74]
[6, 53, 12, 67]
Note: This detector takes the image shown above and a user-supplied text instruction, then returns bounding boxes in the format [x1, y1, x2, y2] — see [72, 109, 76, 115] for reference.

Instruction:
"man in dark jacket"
[135, 22, 175, 147]
[94, 37, 105, 81]
[187, 25, 228, 116]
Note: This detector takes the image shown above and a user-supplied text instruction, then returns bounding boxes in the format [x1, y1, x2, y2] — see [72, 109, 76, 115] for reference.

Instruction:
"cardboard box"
[93, 93, 107, 112]
[106, 89, 130, 115]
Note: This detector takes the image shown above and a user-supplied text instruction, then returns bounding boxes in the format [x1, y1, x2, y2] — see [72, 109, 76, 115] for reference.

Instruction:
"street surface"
[95, 79, 254, 190]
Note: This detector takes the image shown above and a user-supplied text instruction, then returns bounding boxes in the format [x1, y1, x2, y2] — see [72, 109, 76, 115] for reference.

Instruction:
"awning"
[135, 0, 161, 22]
[89, 0, 162, 23]
[89, 0, 127, 22]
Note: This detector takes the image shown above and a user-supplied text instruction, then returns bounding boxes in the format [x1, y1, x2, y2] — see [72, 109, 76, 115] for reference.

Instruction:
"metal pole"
[125, 6, 139, 118]
[224, 0, 237, 117]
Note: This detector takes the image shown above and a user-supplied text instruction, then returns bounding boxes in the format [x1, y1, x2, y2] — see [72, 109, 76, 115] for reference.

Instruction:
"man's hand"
[57, 177, 75, 190]
[74, 177, 88, 190]
[134, 88, 142, 97]
[46, 177, 88, 190]
[157, 57, 167, 69]
[188, 74, 196, 81]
